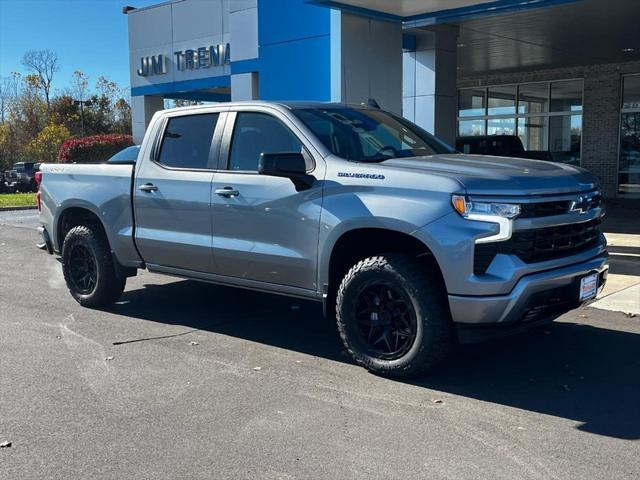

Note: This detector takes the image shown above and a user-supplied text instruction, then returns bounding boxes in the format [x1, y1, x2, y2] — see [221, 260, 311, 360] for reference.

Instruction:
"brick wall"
[458, 61, 640, 197]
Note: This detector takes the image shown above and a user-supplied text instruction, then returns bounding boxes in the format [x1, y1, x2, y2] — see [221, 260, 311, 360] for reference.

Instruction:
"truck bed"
[39, 163, 141, 266]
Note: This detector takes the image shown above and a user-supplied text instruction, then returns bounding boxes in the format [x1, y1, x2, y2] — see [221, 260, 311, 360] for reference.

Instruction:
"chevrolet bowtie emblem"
[570, 196, 591, 214]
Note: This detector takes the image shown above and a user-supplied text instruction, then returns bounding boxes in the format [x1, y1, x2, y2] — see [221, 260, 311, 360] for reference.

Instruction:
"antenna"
[364, 98, 380, 109]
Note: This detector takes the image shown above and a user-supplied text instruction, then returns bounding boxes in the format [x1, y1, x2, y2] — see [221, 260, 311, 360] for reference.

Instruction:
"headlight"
[452, 195, 520, 219]
[452, 194, 520, 244]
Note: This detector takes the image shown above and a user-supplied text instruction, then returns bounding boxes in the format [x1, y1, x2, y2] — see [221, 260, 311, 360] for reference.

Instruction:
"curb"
[0, 206, 37, 212]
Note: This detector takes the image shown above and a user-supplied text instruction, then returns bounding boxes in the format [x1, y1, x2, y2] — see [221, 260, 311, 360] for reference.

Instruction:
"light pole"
[73, 99, 92, 137]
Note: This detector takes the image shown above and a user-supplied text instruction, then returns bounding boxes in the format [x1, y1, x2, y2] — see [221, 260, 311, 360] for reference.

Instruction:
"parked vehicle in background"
[3, 169, 19, 193]
[456, 135, 553, 161]
[4, 162, 40, 192]
[107, 145, 140, 164]
[38, 102, 608, 378]
[0, 172, 9, 193]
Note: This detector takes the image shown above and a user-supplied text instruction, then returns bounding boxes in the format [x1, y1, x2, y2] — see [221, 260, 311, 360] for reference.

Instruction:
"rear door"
[134, 109, 225, 273]
[210, 107, 324, 291]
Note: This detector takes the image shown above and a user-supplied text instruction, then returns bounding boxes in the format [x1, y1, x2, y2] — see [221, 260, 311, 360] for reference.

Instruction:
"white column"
[131, 95, 164, 144]
[403, 26, 458, 145]
[231, 73, 259, 101]
[337, 13, 403, 114]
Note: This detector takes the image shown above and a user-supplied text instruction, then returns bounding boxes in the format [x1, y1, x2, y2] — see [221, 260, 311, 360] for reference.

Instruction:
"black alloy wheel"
[354, 281, 417, 360]
[335, 254, 454, 377]
[68, 244, 98, 294]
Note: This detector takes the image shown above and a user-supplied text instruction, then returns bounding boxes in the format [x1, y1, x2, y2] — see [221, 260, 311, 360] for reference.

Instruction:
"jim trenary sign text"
[137, 43, 231, 77]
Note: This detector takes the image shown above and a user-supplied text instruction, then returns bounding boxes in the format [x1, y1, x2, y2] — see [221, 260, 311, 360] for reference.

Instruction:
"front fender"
[316, 185, 454, 290]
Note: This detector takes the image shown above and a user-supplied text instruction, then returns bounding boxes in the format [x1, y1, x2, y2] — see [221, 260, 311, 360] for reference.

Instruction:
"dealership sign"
[137, 43, 230, 77]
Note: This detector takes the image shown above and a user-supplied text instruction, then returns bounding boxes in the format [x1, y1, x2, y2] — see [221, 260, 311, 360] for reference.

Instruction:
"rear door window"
[157, 113, 219, 169]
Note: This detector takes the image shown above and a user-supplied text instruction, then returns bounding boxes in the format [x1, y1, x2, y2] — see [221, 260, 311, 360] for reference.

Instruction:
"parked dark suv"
[0, 171, 11, 193]
[456, 135, 553, 161]
[6, 162, 40, 192]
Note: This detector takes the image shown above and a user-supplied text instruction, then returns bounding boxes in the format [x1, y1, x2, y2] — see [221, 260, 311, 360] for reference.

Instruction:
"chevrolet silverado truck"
[37, 102, 608, 377]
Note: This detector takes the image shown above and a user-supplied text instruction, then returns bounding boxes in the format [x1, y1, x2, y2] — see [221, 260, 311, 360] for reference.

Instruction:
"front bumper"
[448, 251, 608, 331]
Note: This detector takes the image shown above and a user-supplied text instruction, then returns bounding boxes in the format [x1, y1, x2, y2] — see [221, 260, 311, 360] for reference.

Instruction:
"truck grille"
[519, 200, 572, 218]
[474, 218, 602, 273]
[519, 194, 602, 218]
[510, 218, 601, 263]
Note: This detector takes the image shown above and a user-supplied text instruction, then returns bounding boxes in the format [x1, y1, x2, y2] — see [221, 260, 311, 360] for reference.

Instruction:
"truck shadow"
[114, 279, 640, 441]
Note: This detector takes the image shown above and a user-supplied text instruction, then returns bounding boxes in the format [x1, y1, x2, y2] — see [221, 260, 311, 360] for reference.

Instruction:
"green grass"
[0, 193, 36, 208]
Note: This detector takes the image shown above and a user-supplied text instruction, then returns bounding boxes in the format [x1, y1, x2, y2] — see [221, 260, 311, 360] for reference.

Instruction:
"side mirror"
[258, 152, 313, 191]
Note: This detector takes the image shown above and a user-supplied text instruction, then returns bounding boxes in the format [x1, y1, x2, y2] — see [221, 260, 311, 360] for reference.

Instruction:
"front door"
[134, 111, 222, 273]
[211, 109, 324, 291]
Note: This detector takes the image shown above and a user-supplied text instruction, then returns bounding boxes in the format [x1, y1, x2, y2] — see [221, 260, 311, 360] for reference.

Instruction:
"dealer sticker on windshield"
[579, 273, 598, 301]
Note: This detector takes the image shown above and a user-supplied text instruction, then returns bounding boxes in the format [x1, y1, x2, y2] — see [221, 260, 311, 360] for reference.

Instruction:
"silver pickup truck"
[38, 102, 608, 377]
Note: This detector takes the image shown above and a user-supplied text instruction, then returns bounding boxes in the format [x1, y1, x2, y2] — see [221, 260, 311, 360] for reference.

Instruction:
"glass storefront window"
[487, 117, 516, 136]
[550, 80, 583, 113]
[622, 75, 640, 110]
[618, 173, 640, 195]
[458, 80, 583, 166]
[549, 115, 581, 165]
[620, 112, 640, 172]
[619, 75, 640, 195]
[518, 116, 548, 151]
[458, 119, 485, 137]
[518, 82, 548, 114]
[488, 85, 516, 115]
[458, 89, 486, 117]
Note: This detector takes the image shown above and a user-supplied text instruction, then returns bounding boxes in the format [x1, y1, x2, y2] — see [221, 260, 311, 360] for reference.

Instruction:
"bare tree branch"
[21, 49, 59, 111]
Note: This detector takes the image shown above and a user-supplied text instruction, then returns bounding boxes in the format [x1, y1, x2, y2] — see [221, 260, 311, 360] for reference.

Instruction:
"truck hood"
[380, 154, 598, 196]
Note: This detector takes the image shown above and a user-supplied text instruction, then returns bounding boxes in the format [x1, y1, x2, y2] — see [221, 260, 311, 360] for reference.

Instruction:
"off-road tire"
[336, 254, 453, 377]
[62, 225, 126, 308]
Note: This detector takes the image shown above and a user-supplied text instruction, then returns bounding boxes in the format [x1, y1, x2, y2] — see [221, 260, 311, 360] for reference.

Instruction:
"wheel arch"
[56, 205, 137, 278]
[321, 226, 445, 316]
[56, 205, 109, 252]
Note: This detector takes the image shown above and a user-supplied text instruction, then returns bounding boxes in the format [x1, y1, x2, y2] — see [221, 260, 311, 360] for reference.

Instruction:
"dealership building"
[126, 0, 640, 197]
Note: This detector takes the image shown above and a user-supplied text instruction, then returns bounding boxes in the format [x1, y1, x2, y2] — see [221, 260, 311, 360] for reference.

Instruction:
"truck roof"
[160, 101, 375, 114]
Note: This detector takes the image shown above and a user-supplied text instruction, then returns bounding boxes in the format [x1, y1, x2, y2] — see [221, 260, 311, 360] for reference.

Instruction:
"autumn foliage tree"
[24, 123, 71, 164]
[0, 51, 132, 171]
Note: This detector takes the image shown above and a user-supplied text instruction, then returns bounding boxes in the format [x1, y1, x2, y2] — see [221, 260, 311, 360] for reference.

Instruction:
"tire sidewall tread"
[336, 253, 453, 378]
[61, 225, 125, 308]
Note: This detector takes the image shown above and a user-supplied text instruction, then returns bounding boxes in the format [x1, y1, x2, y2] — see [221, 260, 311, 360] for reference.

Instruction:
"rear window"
[157, 113, 219, 169]
[108, 146, 140, 164]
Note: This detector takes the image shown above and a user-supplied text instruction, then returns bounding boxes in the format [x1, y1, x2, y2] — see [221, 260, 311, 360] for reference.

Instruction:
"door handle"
[215, 186, 239, 197]
[138, 183, 158, 192]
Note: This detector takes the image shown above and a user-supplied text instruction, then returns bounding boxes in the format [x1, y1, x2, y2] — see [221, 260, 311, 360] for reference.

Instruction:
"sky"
[0, 0, 160, 95]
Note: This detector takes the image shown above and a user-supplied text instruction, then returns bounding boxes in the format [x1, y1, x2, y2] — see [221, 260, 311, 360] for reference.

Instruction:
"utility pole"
[73, 99, 91, 137]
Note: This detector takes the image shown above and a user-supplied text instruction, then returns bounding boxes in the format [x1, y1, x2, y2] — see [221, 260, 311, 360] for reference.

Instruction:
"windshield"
[293, 107, 454, 162]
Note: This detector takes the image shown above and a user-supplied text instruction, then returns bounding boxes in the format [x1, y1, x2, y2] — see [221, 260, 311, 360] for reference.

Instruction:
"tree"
[0, 123, 18, 170]
[21, 50, 59, 111]
[113, 97, 132, 134]
[23, 123, 71, 163]
[96, 76, 118, 103]
[0, 76, 16, 123]
[71, 70, 89, 103]
[11, 75, 48, 151]
[167, 99, 202, 108]
[50, 95, 81, 136]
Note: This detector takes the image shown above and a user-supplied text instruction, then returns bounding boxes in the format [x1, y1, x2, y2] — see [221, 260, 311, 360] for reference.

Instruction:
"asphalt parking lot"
[1, 211, 639, 480]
